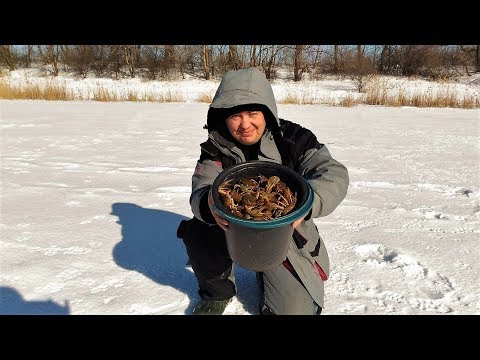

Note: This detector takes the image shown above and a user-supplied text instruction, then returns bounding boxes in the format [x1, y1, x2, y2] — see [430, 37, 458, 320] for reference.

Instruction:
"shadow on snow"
[0, 287, 70, 315]
[111, 202, 259, 315]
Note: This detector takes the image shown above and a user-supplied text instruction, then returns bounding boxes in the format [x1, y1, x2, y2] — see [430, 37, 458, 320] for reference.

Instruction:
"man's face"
[225, 110, 266, 145]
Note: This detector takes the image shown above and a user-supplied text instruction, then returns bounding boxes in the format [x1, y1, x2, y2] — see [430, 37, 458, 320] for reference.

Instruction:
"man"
[180, 67, 349, 315]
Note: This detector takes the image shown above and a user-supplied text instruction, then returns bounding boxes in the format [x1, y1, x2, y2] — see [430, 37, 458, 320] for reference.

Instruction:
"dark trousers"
[177, 217, 323, 314]
[177, 217, 236, 301]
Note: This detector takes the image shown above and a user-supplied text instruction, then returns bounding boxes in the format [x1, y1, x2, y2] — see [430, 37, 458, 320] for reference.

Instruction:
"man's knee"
[178, 217, 231, 275]
[260, 265, 322, 315]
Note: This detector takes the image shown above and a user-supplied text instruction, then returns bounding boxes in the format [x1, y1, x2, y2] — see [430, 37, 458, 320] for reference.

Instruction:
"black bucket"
[211, 161, 313, 272]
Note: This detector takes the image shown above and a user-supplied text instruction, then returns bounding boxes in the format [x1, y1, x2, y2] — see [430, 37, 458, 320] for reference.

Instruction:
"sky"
[1, 96, 478, 315]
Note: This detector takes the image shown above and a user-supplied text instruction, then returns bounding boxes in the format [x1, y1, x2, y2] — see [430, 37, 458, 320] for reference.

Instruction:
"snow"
[3, 68, 480, 105]
[1, 73, 479, 315]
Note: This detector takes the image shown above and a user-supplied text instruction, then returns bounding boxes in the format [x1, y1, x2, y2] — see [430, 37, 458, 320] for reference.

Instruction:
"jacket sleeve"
[190, 157, 223, 223]
[297, 130, 349, 218]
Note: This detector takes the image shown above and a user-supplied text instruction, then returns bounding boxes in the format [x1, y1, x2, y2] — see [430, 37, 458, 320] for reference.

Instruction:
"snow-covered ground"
[1, 100, 478, 315]
[3, 68, 480, 105]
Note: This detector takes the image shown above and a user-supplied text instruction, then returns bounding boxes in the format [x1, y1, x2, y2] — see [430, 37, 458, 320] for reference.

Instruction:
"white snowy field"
[0, 100, 479, 315]
[4, 68, 480, 105]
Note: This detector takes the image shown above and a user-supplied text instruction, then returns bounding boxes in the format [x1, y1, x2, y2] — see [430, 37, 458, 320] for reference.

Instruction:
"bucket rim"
[212, 161, 314, 229]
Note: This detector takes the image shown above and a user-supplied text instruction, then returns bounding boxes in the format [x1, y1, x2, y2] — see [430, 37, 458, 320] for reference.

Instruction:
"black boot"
[192, 299, 231, 315]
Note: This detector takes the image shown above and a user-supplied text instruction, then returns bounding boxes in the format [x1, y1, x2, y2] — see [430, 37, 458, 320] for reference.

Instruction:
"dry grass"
[363, 77, 480, 108]
[279, 92, 300, 104]
[300, 93, 316, 105]
[126, 91, 140, 102]
[1, 75, 478, 108]
[0, 77, 187, 103]
[157, 90, 185, 102]
[0, 78, 75, 100]
[280, 89, 361, 107]
[365, 86, 480, 108]
[143, 92, 160, 102]
[338, 95, 358, 107]
[279, 89, 317, 105]
[317, 95, 337, 106]
[92, 86, 119, 102]
[277, 85, 480, 108]
[461, 94, 480, 109]
[91, 88, 185, 102]
[196, 91, 213, 103]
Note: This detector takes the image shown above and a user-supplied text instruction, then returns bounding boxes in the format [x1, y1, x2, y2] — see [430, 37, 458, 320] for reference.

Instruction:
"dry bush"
[125, 91, 140, 102]
[0, 78, 13, 98]
[363, 80, 479, 108]
[319, 95, 338, 106]
[158, 90, 185, 102]
[461, 92, 480, 109]
[0, 78, 188, 103]
[364, 76, 389, 105]
[0, 78, 74, 100]
[279, 92, 300, 104]
[280, 87, 321, 104]
[196, 91, 213, 103]
[143, 92, 160, 102]
[42, 81, 71, 100]
[300, 91, 316, 104]
[338, 95, 357, 107]
[353, 73, 378, 93]
[72, 88, 86, 101]
[93, 86, 119, 102]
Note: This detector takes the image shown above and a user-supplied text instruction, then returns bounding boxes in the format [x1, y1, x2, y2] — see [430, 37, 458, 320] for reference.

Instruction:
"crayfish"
[217, 175, 297, 220]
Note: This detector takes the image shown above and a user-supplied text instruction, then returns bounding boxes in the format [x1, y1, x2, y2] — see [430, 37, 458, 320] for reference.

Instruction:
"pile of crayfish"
[217, 175, 297, 220]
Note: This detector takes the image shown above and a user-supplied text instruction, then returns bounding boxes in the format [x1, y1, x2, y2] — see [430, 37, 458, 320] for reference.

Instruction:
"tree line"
[1, 45, 479, 81]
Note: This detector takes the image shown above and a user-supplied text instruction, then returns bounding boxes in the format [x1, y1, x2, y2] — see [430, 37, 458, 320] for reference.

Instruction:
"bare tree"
[109, 46, 124, 80]
[340, 45, 376, 92]
[357, 45, 363, 71]
[320, 45, 344, 75]
[38, 45, 61, 76]
[260, 45, 286, 80]
[163, 45, 175, 78]
[477, 45, 480, 73]
[396, 45, 447, 78]
[89, 45, 110, 77]
[460, 45, 480, 74]
[353, 45, 370, 92]
[214, 45, 228, 73]
[378, 45, 388, 73]
[214, 45, 242, 73]
[0, 45, 18, 71]
[293, 45, 309, 81]
[25, 45, 34, 68]
[227, 45, 241, 70]
[189, 45, 203, 74]
[142, 45, 163, 80]
[175, 45, 196, 79]
[124, 45, 140, 78]
[249, 45, 258, 67]
[201, 45, 210, 80]
[333, 45, 339, 74]
[306, 45, 327, 79]
[66, 45, 95, 78]
[60, 45, 71, 72]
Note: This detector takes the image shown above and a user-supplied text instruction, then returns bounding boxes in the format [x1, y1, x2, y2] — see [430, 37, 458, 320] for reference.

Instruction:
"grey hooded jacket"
[190, 67, 349, 308]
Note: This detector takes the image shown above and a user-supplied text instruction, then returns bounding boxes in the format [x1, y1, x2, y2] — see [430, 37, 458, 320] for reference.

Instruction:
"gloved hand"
[208, 190, 230, 231]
